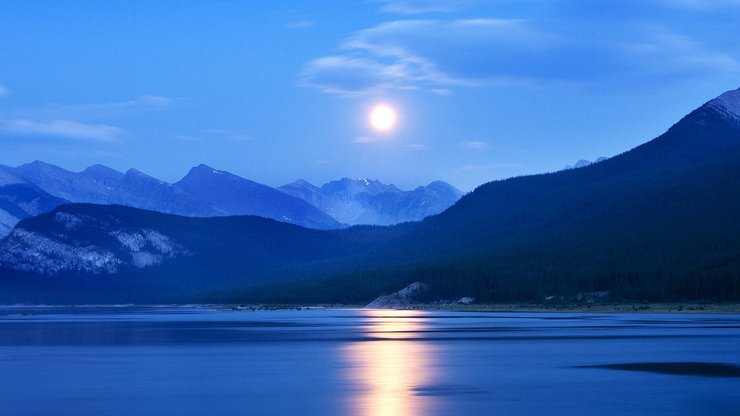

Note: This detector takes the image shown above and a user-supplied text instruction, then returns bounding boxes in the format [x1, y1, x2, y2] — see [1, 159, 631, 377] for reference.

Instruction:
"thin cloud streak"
[353, 136, 381, 143]
[204, 129, 254, 142]
[661, 0, 740, 10]
[300, 56, 403, 96]
[287, 20, 314, 29]
[460, 140, 489, 150]
[173, 134, 202, 142]
[0, 119, 125, 142]
[375, 0, 473, 14]
[5, 95, 173, 121]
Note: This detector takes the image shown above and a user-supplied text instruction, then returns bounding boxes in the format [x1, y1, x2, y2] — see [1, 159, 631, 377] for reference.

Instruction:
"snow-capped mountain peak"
[707, 87, 740, 121]
[279, 177, 462, 226]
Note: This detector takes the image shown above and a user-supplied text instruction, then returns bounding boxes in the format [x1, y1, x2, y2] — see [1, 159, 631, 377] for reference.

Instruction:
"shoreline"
[218, 302, 740, 314]
[420, 302, 740, 313]
[2, 302, 739, 314]
[221, 302, 740, 314]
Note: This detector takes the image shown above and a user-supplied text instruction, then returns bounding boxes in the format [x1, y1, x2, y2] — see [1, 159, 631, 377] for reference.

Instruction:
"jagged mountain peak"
[424, 181, 463, 195]
[282, 179, 319, 190]
[80, 165, 125, 186]
[82, 164, 123, 176]
[16, 160, 65, 173]
[321, 177, 401, 196]
[124, 168, 172, 188]
[280, 177, 462, 226]
[293, 178, 315, 186]
[175, 165, 340, 229]
[181, 164, 246, 183]
[192, 163, 219, 173]
[21, 160, 54, 168]
[125, 168, 154, 178]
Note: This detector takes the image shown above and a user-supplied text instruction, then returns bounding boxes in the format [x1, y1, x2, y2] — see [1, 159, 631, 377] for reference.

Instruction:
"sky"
[1, 0, 739, 192]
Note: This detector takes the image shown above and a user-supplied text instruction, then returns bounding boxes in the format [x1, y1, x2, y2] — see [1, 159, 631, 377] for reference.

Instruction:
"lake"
[0, 307, 738, 415]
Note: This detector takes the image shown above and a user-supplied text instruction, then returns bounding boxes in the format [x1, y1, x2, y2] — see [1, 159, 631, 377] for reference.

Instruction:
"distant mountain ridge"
[0, 161, 463, 234]
[2, 162, 344, 230]
[563, 157, 608, 170]
[279, 177, 463, 225]
[174, 164, 340, 229]
[0, 164, 68, 236]
[0, 203, 402, 303]
[12, 160, 218, 217]
[1, 86, 739, 304]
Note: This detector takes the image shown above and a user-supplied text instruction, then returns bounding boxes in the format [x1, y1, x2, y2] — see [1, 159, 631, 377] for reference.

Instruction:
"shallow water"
[0, 307, 738, 415]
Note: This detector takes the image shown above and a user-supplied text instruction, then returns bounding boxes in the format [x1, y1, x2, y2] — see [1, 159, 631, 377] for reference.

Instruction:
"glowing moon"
[369, 104, 397, 132]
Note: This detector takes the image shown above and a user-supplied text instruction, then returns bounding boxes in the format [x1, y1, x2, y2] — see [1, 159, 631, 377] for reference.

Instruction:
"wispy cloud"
[0, 95, 173, 143]
[301, 15, 740, 96]
[618, 25, 740, 75]
[300, 18, 566, 95]
[56, 95, 172, 119]
[300, 56, 405, 95]
[6, 95, 173, 121]
[460, 140, 489, 150]
[0, 119, 125, 142]
[174, 129, 253, 143]
[404, 143, 429, 150]
[660, 0, 740, 10]
[173, 134, 202, 142]
[353, 136, 381, 144]
[374, 0, 473, 14]
[0, 85, 8, 97]
[204, 129, 253, 142]
[287, 20, 314, 29]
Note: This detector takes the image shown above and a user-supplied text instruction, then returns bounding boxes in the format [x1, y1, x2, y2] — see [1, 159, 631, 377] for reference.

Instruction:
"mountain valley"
[1, 88, 740, 304]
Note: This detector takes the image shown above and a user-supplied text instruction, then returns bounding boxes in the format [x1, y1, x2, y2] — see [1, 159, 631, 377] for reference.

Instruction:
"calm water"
[0, 307, 738, 415]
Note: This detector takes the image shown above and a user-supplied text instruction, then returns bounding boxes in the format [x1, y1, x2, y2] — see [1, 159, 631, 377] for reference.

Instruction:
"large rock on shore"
[365, 282, 428, 309]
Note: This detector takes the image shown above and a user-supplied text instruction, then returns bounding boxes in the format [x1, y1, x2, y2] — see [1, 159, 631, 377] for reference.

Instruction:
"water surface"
[0, 307, 738, 415]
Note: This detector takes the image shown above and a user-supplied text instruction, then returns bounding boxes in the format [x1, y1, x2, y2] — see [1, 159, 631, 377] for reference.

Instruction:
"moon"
[369, 104, 397, 132]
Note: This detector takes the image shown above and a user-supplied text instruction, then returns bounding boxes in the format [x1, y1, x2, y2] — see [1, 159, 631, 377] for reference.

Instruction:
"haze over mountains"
[1, 87, 739, 304]
[0, 162, 463, 236]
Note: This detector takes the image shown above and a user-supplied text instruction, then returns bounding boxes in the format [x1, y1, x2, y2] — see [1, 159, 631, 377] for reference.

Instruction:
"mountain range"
[0, 162, 462, 236]
[279, 178, 462, 226]
[1, 87, 739, 304]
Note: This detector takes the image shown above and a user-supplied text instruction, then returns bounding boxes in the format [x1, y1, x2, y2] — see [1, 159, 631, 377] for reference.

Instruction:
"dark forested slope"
[234, 89, 740, 303]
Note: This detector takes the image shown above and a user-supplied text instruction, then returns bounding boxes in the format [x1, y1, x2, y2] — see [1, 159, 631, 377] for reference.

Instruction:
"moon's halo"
[369, 104, 398, 132]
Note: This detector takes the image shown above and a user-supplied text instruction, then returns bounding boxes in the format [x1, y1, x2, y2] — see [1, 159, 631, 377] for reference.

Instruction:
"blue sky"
[1, 0, 739, 191]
